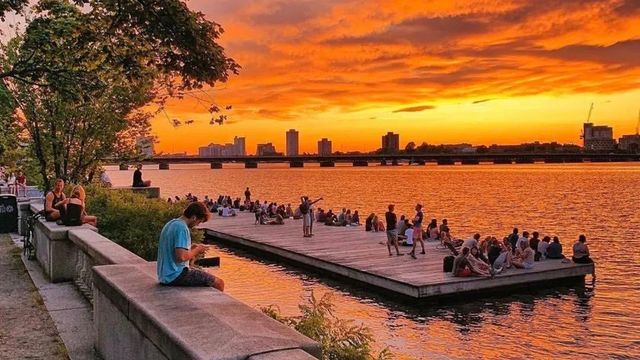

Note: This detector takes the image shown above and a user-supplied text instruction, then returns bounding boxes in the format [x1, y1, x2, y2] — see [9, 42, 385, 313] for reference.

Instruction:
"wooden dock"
[201, 213, 594, 299]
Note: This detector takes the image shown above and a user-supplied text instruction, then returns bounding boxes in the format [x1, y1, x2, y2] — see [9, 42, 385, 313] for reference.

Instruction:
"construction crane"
[580, 103, 594, 140]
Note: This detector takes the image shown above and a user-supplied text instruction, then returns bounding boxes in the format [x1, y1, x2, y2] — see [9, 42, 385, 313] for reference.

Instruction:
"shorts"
[413, 225, 423, 240]
[386, 229, 398, 243]
[303, 213, 311, 227]
[167, 268, 216, 287]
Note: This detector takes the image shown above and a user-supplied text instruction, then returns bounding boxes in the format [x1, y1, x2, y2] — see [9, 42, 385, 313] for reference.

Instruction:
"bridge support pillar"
[319, 161, 335, 167]
[411, 160, 425, 165]
[245, 162, 258, 169]
[119, 163, 128, 171]
[392, 159, 399, 166]
[353, 160, 368, 167]
[210, 162, 223, 169]
[289, 161, 304, 168]
[437, 159, 455, 165]
[380, 160, 388, 166]
[493, 158, 512, 164]
[514, 157, 534, 164]
[461, 158, 479, 165]
[543, 157, 564, 164]
[159, 162, 170, 170]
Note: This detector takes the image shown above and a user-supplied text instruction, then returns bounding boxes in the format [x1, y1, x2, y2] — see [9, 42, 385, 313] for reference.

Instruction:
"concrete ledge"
[68, 229, 146, 266]
[32, 210, 98, 283]
[112, 186, 160, 199]
[93, 263, 321, 360]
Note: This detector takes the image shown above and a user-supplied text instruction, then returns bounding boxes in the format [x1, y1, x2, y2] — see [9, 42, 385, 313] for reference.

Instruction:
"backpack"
[443, 255, 455, 272]
[299, 202, 309, 215]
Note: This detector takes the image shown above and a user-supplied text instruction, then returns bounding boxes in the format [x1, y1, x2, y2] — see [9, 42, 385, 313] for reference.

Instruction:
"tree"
[404, 141, 416, 153]
[0, 0, 238, 188]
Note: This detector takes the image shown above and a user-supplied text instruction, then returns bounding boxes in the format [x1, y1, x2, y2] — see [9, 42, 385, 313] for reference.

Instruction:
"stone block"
[92, 263, 321, 359]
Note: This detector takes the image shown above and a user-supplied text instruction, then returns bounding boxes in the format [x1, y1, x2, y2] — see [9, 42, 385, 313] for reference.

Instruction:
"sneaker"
[410, 253, 417, 259]
[397, 253, 404, 256]
[420, 251, 426, 255]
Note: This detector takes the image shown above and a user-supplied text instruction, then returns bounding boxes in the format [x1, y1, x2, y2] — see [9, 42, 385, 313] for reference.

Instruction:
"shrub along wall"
[84, 185, 200, 261]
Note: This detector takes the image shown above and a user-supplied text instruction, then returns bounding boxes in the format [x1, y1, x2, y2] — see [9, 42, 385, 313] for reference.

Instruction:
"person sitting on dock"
[337, 208, 348, 226]
[221, 204, 236, 217]
[397, 215, 407, 236]
[452, 247, 472, 277]
[462, 233, 481, 250]
[572, 235, 593, 264]
[467, 248, 493, 277]
[546, 236, 565, 259]
[516, 231, 530, 251]
[426, 219, 439, 240]
[350, 210, 360, 226]
[285, 204, 294, 218]
[157, 202, 224, 291]
[345, 209, 352, 225]
[536, 236, 551, 261]
[324, 209, 337, 226]
[365, 213, 375, 231]
[266, 213, 284, 225]
[401, 223, 414, 246]
[529, 231, 541, 252]
[132, 164, 151, 188]
[470, 246, 489, 264]
[511, 241, 535, 269]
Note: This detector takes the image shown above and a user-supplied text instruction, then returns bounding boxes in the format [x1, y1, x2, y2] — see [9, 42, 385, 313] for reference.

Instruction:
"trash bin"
[0, 194, 18, 233]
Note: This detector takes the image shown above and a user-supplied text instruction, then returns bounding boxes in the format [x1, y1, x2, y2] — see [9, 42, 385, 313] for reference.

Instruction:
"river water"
[106, 163, 640, 359]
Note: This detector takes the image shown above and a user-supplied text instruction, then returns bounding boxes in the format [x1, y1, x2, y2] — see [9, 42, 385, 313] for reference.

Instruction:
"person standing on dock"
[300, 196, 322, 237]
[409, 204, 425, 259]
[508, 228, 519, 255]
[244, 187, 251, 204]
[157, 202, 224, 291]
[385, 205, 402, 256]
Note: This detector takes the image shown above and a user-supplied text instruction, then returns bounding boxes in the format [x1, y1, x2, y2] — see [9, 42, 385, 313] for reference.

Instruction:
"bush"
[262, 292, 391, 360]
[84, 185, 201, 260]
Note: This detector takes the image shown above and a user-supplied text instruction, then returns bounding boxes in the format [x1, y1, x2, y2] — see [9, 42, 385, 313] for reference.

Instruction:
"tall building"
[619, 134, 640, 152]
[234, 136, 246, 156]
[317, 138, 332, 156]
[256, 143, 277, 156]
[136, 136, 155, 158]
[381, 132, 400, 153]
[286, 129, 299, 156]
[583, 123, 616, 151]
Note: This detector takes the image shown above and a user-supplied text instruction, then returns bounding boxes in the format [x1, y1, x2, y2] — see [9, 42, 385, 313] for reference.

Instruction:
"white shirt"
[462, 238, 478, 249]
[7, 175, 16, 185]
[537, 241, 549, 258]
[516, 236, 529, 250]
[222, 207, 232, 217]
[100, 172, 112, 186]
[404, 229, 414, 245]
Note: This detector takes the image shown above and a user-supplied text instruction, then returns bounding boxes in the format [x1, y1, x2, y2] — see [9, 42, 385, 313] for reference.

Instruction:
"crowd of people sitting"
[449, 228, 594, 279]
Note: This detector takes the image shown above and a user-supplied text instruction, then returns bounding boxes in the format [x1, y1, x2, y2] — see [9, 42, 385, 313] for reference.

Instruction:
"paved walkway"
[0, 234, 68, 360]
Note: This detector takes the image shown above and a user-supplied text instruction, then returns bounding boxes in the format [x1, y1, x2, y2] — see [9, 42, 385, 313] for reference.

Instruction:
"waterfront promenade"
[202, 213, 594, 299]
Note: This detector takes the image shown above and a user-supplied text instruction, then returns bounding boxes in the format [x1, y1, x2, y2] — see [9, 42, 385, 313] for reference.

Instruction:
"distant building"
[257, 143, 277, 156]
[286, 129, 299, 156]
[234, 136, 246, 156]
[583, 123, 616, 151]
[318, 138, 332, 156]
[381, 132, 400, 153]
[619, 134, 640, 152]
[441, 143, 476, 153]
[136, 136, 155, 158]
[198, 137, 245, 157]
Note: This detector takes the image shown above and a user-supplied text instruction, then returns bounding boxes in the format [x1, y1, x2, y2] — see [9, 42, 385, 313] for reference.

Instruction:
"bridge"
[117, 153, 640, 169]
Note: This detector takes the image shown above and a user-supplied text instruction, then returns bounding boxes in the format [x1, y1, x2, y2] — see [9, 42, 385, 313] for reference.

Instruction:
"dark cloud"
[544, 39, 640, 67]
[614, 0, 640, 15]
[472, 99, 495, 104]
[250, 1, 332, 25]
[393, 105, 436, 113]
[325, 14, 490, 46]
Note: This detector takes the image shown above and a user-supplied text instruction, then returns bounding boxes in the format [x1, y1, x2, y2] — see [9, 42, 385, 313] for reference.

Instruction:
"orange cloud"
[149, 0, 640, 154]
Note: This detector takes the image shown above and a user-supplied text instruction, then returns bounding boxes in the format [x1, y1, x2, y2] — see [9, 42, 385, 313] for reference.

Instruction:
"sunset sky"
[8, 1, 640, 154]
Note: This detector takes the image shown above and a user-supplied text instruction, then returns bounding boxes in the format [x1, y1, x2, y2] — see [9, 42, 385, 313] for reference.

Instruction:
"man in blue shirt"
[157, 202, 224, 291]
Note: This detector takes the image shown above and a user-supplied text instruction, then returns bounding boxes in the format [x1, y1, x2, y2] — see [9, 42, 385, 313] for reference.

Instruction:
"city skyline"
[112, 0, 640, 154]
